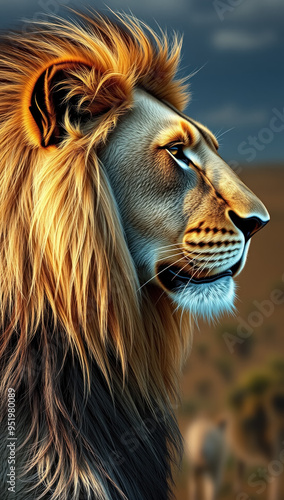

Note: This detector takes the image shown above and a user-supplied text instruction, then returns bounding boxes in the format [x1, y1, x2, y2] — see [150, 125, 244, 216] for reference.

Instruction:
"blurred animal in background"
[227, 359, 284, 500]
[184, 416, 228, 500]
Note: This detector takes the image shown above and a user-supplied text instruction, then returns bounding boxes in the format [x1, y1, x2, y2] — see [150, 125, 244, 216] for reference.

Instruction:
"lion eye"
[167, 145, 181, 156]
[166, 144, 192, 170]
[167, 144, 184, 157]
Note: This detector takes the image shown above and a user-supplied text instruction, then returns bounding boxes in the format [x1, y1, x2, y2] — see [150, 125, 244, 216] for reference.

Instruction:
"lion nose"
[229, 210, 269, 241]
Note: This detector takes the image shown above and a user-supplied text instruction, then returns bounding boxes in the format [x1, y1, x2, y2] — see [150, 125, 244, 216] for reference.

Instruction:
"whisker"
[158, 247, 183, 255]
[199, 254, 221, 275]
[190, 255, 217, 280]
[169, 255, 196, 280]
[141, 246, 234, 293]
[167, 251, 221, 281]
[203, 252, 233, 277]
[156, 251, 184, 261]
[155, 243, 183, 252]
[215, 127, 235, 141]
[137, 254, 187, 292]
[199, 255, 216, 269]
[154, 288, 167, 307]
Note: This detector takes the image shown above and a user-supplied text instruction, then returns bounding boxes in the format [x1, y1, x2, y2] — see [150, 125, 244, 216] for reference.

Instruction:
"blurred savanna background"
[1, 0, 283, 498]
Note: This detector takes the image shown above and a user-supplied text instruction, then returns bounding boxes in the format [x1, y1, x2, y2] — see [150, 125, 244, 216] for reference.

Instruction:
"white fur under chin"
[171, 276, 236, 322]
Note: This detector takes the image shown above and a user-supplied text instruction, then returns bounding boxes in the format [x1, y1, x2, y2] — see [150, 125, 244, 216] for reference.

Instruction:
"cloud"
[212, 29, 277, 51]
[200, 104, 268, 128]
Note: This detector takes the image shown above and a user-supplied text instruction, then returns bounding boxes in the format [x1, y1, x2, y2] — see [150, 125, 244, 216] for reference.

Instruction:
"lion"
[0, 11, 269, 500]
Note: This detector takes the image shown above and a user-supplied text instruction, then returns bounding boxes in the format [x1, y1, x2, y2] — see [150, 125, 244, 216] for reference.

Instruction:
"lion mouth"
[157, 260, 241, 292]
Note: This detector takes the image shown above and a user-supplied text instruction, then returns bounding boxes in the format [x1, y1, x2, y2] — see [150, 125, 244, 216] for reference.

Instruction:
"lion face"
[101, 89, 269, 318]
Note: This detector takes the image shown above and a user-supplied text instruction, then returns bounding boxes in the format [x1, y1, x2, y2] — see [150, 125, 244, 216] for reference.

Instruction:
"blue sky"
[1, 0, 283, 165]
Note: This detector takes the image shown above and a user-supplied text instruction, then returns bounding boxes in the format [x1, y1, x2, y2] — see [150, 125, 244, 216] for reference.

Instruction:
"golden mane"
[0, 12, 191, 498]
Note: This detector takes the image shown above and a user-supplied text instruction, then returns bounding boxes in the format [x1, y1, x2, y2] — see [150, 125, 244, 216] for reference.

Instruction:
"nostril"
[229, 210, 269, 241]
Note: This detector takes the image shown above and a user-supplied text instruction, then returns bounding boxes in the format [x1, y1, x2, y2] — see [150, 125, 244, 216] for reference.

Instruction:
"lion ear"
[27, 58, 132, 148]
[28, 59, 93, 148]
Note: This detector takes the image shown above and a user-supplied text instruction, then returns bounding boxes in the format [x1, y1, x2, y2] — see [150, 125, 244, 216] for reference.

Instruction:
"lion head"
[99, 88, 269, 320]
[0, 11, 269, 499]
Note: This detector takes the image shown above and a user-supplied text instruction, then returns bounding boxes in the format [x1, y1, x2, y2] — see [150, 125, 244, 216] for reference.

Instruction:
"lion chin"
[172, 277, 236, 320]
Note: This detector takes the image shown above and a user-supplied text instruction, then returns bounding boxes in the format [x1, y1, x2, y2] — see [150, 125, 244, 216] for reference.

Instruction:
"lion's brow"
[155, 125, 195, 148]
[162, 100, 219, 151]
